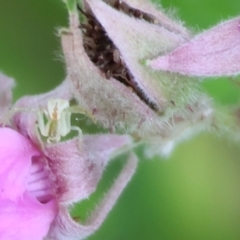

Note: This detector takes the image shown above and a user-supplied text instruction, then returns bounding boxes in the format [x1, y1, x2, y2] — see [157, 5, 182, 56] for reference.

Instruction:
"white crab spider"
[37, 98, 94, 143]
[1, 98, 95, 144]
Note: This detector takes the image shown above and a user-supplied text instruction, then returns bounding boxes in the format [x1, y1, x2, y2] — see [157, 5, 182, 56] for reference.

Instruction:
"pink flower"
[0, 73, 137, 239]
[0, 127, 58, 240]
[148, 17, 240, 77]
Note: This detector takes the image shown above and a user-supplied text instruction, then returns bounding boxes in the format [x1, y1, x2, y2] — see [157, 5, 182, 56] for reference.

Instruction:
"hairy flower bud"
[61, 0, 213, 156]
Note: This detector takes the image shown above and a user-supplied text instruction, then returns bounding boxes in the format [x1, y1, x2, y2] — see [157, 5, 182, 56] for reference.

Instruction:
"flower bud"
[61, 0, 213, 156]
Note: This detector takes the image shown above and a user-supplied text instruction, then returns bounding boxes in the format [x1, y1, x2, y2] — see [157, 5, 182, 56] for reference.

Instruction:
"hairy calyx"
[78, 1, 158, 111]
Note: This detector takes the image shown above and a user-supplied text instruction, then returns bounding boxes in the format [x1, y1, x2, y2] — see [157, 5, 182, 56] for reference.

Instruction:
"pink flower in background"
[0, 73, 137, 239]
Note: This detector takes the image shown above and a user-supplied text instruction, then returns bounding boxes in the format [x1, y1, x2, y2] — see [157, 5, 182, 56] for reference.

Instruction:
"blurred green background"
[1, 0, 240, 239]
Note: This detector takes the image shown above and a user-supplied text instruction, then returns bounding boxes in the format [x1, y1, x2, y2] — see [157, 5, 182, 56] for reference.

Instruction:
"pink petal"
[47, 153, 138, 240]
[149, 17, 240, 77]
[44, 134, 132, 203]
[0, 192, 57, 240]
[0, 128, 58, 239]
[0, 128, 40, 199]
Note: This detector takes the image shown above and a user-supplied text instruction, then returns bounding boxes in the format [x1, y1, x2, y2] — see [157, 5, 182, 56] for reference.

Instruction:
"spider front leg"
[35, 110, 52, 147]
[37, 110, 50, 138]
[1, 106, 34, 126]
[1, 107, 14, 126]
[60, 110, 83, 149]
[67, 105, 96, 124]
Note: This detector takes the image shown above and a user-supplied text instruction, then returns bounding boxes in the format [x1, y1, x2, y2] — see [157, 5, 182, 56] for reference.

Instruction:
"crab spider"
[1, 98, 95, 145]
[37, 98, 95, 143]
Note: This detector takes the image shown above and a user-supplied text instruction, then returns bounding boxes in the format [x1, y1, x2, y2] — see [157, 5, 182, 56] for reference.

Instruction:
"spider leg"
[60, 111, 72, 136]
[37, 111, 49, 137]
[34, 121, 45, 149]
[67, 105, 96, 124]
[1, 107, 14, 126]
[71, 126, 83, 150]
[1, 106, 33, 126]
